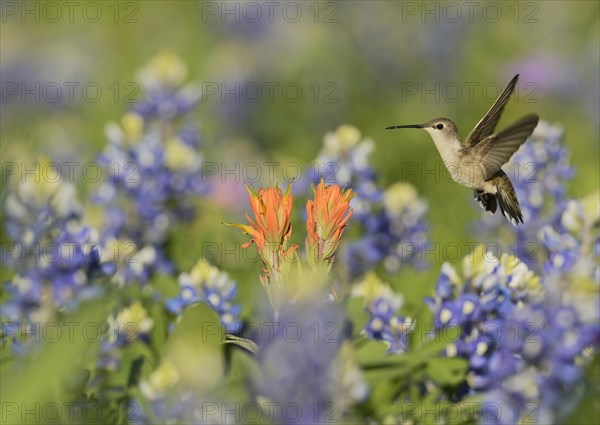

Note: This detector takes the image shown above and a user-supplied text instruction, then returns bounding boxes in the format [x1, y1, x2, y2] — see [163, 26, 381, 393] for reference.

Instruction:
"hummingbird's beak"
[385, 124, 424, 130]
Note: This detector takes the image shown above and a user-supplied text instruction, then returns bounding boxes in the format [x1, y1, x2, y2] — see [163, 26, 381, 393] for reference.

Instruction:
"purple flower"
[429, 247, 544, 393]
[2, 161, 109, 324]
[165, 260, 241, 333]
[353, 273, 413, 353]
[253, 298, 367, 423]
[91, 54, 209, 284]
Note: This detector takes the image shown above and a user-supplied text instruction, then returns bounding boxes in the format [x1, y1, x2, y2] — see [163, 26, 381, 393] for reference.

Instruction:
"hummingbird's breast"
[431, 136, 487, 189]
[447, 152, 487, 190]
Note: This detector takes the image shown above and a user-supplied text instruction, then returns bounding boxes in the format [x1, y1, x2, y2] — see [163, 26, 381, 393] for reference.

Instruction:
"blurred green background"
[1, 1, 599, 312]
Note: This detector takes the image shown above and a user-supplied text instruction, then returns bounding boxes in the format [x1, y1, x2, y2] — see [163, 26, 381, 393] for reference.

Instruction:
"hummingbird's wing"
[464, 74, 519, 147]
[469, 113, 539, 180]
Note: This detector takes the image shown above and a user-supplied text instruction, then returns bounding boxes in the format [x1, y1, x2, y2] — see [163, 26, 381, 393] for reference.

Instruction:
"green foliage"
[1, 298, 116, 424]
[352, 307, 468, 423]
[164, 303, 225, 394]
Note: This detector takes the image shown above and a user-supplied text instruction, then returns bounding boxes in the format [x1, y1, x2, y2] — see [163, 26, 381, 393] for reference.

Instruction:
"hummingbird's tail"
[476, 171, 524, 226]
[497, 183, 524, 226]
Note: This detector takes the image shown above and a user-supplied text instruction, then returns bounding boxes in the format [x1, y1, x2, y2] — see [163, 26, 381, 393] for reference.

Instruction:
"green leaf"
[0, 298, 112, 424]
[345, 297, 369, 337]
[354, 338, 390, 366]
[226, 346, 260, 381]
[409, 305, 435, 349]
[150, 273, 179, 299]
[565, 353, 600, 425]
[104, 340, 157, 392]
[426, 357, 468, 386]
[127, 356, 145, 388]
[164, 303, 225, 394]
[62, 369, 91, 394]
[414, 326, 460, 356]
[224, 334, 259, 355]
[210, 348, 258, 406]
[149, 302, 168, 353]
[366, 378, 397, 416]
[356, 337, 430, 370]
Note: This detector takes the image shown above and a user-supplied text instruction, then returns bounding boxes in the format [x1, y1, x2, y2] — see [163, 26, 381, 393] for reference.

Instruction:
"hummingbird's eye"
[436, 124, 444, 130]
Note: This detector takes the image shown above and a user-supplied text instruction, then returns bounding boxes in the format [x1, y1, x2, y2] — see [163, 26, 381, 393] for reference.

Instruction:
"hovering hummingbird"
[386, 74, 539, 225]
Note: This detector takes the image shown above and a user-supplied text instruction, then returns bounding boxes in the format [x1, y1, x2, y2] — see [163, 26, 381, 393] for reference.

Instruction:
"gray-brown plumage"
[386, 74, 539, 225]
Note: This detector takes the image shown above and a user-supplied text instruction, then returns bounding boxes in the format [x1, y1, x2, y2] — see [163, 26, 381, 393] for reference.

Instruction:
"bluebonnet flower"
[429, 247, 544, 392]
[90, 301, 157, 409]
[96, 301, 155, 372]
[92, 53, 208, 283]
[2, 158, 110, 325]
[475, 121, 574, 266]
[346, 182, 428, 277]
[540, 191, 600, 323]
[166, 259, 241, 333]
[106, 300, 154, 346]
[481, 303, 598, 425]
[253, 299, 367, 424]
[431, 246, 598, 423]
[301, 125, 429, 278]
[96, 113, 205, 249]
[352, 273, 413, 353]
[139, 358, 180, 399]
[3, 157, 81, 245]
[97, 238, 158, 288]
[137, 359, 197, 423]
[133, 51, 201, 120]
[136, 358, 224, 424]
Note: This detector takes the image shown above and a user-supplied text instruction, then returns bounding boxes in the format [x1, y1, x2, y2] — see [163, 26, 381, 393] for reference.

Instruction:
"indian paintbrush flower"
[228, 184, 298, 273]
[306, 180, 354, 264]
[226, 184, 298, 314]
[228, 182, 355, 314]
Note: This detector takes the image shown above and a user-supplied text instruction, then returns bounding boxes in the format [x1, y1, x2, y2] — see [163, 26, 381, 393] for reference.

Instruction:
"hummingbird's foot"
[474, 190, 497, 214]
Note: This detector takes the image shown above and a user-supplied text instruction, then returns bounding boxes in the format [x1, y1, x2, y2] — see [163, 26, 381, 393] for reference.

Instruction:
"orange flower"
[227, 184, 297, 269]
[306, 181, 354, 262]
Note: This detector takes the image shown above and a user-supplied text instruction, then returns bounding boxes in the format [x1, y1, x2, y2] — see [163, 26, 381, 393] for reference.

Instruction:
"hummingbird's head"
[420, 118, 459, 142]
[386, 117, 459, 144]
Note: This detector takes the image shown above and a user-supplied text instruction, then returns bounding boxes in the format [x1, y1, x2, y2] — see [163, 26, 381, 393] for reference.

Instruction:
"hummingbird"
[386, 74, 539, 225]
